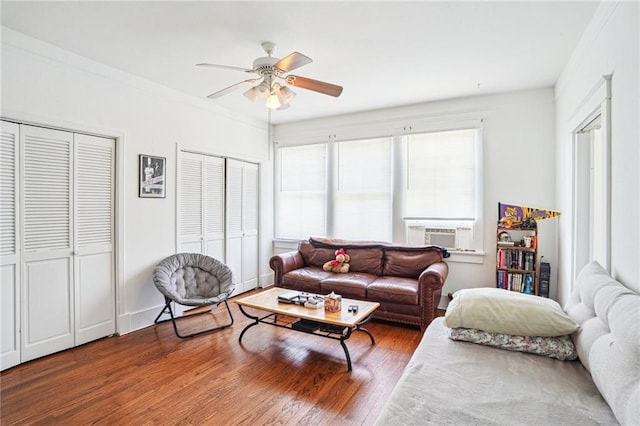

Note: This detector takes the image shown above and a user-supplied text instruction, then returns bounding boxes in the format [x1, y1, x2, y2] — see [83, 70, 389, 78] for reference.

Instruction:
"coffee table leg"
[237, 305, 260, 343]
[339, 315, 376, 372]
[355, 327, 375, 345]
[339, 338, 353, 372]
[354, 314, 376, 344]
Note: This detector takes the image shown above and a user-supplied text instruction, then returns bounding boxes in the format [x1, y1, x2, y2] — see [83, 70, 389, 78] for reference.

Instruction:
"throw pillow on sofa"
[448, 327, 578, 360]
[444, 287, 580, 337]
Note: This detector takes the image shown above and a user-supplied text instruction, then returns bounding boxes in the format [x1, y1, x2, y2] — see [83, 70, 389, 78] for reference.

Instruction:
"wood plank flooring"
[1, 292, 432, 425]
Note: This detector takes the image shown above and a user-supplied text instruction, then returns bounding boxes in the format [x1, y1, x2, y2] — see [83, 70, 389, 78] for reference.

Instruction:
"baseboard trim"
[118, 304, 165, 335]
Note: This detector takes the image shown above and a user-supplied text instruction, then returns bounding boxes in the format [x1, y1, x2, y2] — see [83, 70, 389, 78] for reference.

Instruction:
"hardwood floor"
[1, 293, 431, 425]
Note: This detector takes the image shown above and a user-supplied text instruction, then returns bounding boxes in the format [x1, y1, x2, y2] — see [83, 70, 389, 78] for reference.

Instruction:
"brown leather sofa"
[269, 237, 449, 330]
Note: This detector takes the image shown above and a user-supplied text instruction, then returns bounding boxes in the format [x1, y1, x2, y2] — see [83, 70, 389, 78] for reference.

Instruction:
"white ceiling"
[1, 1, 599, 124]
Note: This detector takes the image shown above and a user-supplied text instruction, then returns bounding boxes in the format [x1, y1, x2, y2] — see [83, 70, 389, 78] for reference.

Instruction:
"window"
[405, 129, 477, 220]
[275, 127, 481, 249]
[575, 114, 609, 271]
[275, 144, 327, 239]
[333, 138, 392, 241]
[571, 75, 611, 277]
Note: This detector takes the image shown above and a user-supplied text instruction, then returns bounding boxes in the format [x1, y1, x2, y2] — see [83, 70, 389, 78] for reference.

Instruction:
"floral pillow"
[448, 327, 578, 361]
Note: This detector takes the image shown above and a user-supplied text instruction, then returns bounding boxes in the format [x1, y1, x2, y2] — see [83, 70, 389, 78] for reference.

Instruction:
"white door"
[179, 152, 204, 253]
[1, 121, 116, 369]
[74, 134, 116, 345]
[226, 159, 258, 295]
[0, 121, 21, 370]
[203, 155, 225, 260]
[178, 152, 225, 259]
[241, 162, 259, 293]
[21, 125, 75, 362]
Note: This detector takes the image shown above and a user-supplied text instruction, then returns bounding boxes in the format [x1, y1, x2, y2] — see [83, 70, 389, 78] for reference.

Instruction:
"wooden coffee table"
[234, 287, 380, 371]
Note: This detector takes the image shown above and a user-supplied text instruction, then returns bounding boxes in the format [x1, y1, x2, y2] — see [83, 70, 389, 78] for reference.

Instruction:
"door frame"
[568, 75, 612, 285]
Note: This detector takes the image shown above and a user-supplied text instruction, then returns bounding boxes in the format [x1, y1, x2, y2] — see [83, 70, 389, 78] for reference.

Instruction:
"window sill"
[446, 250, 485, 264]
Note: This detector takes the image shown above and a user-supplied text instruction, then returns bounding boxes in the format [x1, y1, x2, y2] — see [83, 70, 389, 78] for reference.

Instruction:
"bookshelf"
[496, 225, 538, 295]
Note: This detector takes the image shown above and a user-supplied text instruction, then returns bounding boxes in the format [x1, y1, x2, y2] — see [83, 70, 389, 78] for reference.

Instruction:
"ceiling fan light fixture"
[199, 42, 341, 109]
[256, 80, 270, 95]
[243, 86, 259, 102]
[277, 85, 296, 104]
[243, 80, 270, 102]
[265, 91, 282, 109]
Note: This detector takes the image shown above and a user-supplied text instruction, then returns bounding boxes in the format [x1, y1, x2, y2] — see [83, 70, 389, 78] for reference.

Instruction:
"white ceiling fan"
[197, 41, 343, 110]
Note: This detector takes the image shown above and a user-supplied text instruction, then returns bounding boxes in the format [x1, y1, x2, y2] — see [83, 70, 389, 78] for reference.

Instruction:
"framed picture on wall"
[139, 154, 166, 198]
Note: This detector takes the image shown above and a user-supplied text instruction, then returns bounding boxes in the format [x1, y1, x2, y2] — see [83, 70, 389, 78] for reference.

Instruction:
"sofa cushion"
[444, 287, 579, 337]
[344, 247, 384, 274]
[309, 236, 385, 249]
[298, 241, 335, 268]
[320, 272, 377, 299]
[367, 276, 419, 305]
[307, 238, 384, 274]
[282, 267, 331, 293]
[382, 248, 443, 278]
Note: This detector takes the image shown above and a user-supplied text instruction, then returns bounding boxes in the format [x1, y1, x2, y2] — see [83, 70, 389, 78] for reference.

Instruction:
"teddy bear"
[323, 248, 351, 273]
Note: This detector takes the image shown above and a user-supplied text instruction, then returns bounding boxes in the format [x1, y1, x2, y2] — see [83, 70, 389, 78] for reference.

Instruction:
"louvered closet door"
[241, 162, 258, 293]
[74, 134, 115, 345]
[226, 159, 258, 295]
[21, 125, 75, 362]
[203, 156, 225, 260]
[179, 152, 225, 258]
[179, 152, 204, 253]
[0, 121, 20, 370]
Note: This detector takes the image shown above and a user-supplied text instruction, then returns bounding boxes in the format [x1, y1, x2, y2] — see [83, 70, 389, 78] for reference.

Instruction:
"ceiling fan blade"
[285, 75, 343, 97]
[274, 52, 312, 73]
[196, 63, 255, 73]
[207, 79, 260, 99]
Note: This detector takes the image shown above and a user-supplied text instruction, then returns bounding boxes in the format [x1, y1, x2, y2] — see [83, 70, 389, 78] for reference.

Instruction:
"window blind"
[405, 129, 477, 220]
[333, 138, 392, 241]
[276, 144, 327, 239]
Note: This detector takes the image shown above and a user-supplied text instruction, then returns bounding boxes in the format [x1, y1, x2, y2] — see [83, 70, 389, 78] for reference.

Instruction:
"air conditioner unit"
[407, 225, 473, 250]
[424, 228, 457, 248]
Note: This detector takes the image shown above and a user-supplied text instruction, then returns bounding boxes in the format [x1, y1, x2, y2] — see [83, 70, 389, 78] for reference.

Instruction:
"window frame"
[570, 75, 611, 280]
[273, 120, 485, 263]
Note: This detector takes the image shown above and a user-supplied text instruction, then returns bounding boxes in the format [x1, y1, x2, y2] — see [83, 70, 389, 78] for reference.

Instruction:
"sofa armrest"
[269, 251, 305, 286]
[417, 261, 449, 330]
[419, 261, 448, 288]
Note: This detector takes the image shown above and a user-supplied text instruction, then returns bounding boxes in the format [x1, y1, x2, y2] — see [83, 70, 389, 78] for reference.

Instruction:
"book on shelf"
[496, 271, 535, 294]
[496, 249, 535, 270]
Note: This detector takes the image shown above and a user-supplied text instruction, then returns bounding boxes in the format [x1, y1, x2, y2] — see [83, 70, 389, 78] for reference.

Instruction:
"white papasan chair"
[153, 253, 235, 338]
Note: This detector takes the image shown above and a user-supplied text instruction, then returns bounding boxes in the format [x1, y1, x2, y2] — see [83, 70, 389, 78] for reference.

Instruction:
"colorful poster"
[498, 202, 560, 222]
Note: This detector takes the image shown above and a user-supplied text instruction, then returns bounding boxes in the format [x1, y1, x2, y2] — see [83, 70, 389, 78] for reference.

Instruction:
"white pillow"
[444, 287, 580, 337]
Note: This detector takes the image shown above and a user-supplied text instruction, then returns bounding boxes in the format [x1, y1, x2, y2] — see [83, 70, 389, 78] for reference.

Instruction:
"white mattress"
[374, 318, 618, 425]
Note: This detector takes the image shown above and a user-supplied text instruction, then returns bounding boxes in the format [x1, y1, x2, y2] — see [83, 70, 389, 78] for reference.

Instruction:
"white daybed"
[374, 261, 639, 425]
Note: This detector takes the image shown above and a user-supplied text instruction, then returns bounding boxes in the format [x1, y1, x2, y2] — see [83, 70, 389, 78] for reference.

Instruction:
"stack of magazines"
[277, 291, 324, 309]
[277, 291, 304, 304]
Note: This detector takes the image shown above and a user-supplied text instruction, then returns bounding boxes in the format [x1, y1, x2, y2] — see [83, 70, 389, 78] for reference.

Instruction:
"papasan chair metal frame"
[153, 253, 235, 338]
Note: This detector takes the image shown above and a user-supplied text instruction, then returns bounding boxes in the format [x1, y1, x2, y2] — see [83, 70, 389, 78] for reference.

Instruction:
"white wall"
[1, 28, 273, 334]
[555, 1, 639, 304]
[274, 88, 558, 306]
